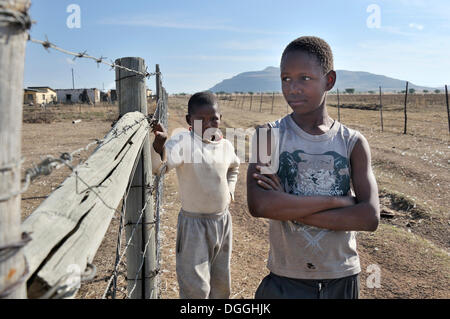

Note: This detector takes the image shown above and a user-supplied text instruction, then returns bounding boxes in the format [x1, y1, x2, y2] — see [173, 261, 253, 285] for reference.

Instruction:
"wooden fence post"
[249, 93, 253, 111]
[337, 89, 341, 122]
[379, 86, 384, 132]
[115, 57, 156, 299]
[0, 0, 31, 299]
[445, 84, 449, 134]
[271, 92, 275, 114]
[155, 64, 161, 101]
[404, 81, 409, 134]
[259, 92, 263, 112]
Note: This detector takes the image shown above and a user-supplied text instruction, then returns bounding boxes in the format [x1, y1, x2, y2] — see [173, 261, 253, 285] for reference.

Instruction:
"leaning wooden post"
[115, 57, 156, 299]
[0, 0, 30, 299]
[445, 84, 450, 134]
[404, 81, 409, 134]
[379, 86, 384, 132]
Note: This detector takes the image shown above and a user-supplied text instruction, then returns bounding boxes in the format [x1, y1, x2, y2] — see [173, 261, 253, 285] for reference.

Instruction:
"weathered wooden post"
[404, 81, 409, 134]
[0, 0, 31, 299]
[379, 86, 384, 132]
[337, 89, 341, 122]
[115, 57, 156, 299]
[271, 92, 275, 114]
[249, 93, 253, 111]
[259, 92, 263, 112]
[155, 64, 161, 100]
[445, 85, 449, 134]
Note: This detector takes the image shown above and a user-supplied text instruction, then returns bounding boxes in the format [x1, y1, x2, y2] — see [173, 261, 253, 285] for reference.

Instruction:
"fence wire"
[28, 36, 159, 79]
[1, 3, 171, 300]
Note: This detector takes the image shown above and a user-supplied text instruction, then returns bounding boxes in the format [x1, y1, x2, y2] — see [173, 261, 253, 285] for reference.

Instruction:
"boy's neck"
[290, 102, 335, 135]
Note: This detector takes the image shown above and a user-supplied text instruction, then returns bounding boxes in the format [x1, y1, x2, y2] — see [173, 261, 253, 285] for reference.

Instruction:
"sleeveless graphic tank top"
[266, 114, 362, 279]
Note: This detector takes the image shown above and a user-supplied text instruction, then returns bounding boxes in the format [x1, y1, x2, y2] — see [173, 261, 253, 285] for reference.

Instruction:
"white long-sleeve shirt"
[151, 130, 240, 214]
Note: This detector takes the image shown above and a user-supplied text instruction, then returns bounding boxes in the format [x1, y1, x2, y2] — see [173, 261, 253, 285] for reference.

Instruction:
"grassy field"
[20, 94, 449, 298]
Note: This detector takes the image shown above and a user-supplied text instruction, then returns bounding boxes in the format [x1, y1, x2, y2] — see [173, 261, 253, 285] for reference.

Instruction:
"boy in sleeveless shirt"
[247, 36, 380, 299]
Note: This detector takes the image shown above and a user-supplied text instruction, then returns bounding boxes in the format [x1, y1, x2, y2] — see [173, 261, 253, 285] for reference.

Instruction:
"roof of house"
[26, 86, 56, 93]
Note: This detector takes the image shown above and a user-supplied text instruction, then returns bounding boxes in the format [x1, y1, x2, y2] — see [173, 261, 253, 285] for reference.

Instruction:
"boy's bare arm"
[295, 136, 380, 231]
[247, 163, 354, 220]
[247, 125, 354, 220]
[152, 123, 168, 158]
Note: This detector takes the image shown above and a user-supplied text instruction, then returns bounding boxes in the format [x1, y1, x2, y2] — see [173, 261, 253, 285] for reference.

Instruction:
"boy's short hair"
[188, 91, 218, 114]
[281, 36, 334, 74]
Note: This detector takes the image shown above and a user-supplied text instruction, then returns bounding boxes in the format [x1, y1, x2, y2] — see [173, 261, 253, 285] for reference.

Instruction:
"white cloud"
[167, 54, 278, 63]
[219, 39, 278, 51]
[378, 25, 416, 36]
[409, 23, 424, 30]
[99, 15, 285, 35]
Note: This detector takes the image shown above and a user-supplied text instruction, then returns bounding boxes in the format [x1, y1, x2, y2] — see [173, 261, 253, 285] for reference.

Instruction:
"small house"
[24, 87, 57, 105]
[55, 88, 100, 104]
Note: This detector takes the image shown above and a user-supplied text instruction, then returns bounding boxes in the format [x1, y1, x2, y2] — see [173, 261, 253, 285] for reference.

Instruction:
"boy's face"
[186, 103, 222, 140]
[280, 50, 335, 116]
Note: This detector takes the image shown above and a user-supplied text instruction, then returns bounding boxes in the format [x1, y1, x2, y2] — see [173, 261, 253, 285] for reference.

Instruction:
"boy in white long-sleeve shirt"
[151, 91, 240, 299]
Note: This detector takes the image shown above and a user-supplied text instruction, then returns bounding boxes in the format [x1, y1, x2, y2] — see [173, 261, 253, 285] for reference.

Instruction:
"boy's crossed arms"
[247, 125, 380, 232]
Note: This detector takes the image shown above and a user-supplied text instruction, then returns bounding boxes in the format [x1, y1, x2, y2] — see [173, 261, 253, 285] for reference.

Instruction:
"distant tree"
[434, 89, 441, 94]
[423, 90, 429, 93]
[409, 88, 416, 94]
[345, 88, 355, 94]
[368, 90, 375, 94]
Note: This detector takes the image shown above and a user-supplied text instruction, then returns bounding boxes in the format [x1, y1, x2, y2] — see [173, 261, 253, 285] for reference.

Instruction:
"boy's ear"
[186, 114, 191, 126]
[325, 70, 336, 91]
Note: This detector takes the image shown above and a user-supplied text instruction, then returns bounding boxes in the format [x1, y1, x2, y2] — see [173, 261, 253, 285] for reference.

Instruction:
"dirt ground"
[20, 96, 449, 299]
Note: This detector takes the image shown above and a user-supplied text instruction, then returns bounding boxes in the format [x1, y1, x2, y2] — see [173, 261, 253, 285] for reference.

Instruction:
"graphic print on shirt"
[277, 150, 351, 254]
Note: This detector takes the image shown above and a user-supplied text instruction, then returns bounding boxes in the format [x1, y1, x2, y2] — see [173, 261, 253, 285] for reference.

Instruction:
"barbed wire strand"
[1, 4, 167, 298]
[28, 36, 159, 79]
[36, 113, 159, 299]
[102, 98, 167, 299]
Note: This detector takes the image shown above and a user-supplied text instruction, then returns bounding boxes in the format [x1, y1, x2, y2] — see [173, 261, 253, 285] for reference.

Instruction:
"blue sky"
[24, 0, 450, 93]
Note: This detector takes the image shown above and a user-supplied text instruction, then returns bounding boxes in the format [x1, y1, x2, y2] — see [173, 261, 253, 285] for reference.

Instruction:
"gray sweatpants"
[176, 208, 232, 299]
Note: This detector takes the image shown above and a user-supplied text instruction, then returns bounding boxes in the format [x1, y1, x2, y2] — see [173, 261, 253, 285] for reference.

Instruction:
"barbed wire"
[2, 4, 168, 298]
[0, 232, 32, 298]
[103, 95, 167, 300]
[34, 111, 162, 299]
[0, 5, 33, 31]
[0, 113, 157, 207]
[28, 36, 159, 79]
[38, 263, 97, 299]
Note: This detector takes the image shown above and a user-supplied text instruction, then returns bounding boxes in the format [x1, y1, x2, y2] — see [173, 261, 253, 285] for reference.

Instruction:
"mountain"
[209, 67, 437, 93]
